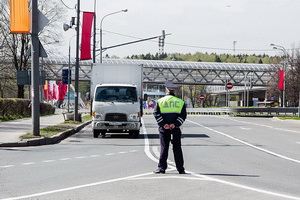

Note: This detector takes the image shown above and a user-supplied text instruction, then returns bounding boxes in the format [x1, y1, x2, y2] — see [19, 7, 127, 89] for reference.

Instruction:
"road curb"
[0, 120, 92, 147]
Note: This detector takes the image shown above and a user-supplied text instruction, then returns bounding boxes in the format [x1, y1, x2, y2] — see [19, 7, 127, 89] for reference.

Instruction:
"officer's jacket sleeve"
[174, 103, 187, 128]
[153, 103, 165, 127]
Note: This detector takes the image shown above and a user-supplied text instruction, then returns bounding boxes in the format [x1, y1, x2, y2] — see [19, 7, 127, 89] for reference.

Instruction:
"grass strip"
[277, 117, 300, 120]
[20, 115, 91, 140]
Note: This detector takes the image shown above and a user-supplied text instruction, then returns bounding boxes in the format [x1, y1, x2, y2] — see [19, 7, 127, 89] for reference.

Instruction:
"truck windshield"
[95, 86, 138, 102]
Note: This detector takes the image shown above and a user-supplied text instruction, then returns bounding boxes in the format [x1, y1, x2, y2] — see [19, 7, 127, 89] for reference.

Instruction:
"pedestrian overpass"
[43, 56, 275, 86]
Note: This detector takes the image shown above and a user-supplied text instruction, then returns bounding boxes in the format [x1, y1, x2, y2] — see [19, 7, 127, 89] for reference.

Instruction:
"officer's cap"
[164, 82, 178, 90]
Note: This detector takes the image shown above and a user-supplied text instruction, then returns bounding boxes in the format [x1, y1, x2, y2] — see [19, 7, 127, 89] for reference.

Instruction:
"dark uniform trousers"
[158, 127, 184, 172]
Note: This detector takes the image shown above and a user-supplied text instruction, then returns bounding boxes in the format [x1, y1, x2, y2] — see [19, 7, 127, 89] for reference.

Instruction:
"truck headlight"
[129, 113, 139, 120]
[94, 113, 104, 120]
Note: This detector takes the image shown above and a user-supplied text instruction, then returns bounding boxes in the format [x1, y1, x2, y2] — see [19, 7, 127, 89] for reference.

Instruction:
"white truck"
[91, 63, 143, 138]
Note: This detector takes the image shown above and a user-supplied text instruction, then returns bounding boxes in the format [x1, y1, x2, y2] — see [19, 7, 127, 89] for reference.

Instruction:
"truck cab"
[92, 84, 141, 138]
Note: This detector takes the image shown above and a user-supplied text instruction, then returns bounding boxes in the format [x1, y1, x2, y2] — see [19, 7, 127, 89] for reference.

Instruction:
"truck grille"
[105, 113, 127, 122]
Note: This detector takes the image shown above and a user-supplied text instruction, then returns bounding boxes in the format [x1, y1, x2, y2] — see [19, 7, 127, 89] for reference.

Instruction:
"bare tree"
[0, 0, 66, 98]
[182, 85, 211, 108]
[266, 64, 281, 103]
[285, 50, 300, 107]
[267, 50, 300, 107]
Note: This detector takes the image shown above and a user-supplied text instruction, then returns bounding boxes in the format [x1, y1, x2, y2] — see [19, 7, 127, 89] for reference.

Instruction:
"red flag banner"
[80, 12, 94, 60]
[278, 70, 284, 90]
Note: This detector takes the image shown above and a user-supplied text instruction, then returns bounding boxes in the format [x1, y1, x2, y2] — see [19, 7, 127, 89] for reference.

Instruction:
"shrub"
[0, 98, 55, 116]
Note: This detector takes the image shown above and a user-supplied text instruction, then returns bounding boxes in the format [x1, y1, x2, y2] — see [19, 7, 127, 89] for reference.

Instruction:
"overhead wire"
[59, 0, 76, 10]
[103, 30, 298, 53]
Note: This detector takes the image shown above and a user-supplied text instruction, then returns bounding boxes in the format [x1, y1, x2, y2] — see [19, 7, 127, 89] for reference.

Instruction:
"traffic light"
[62, 69, 71, 85]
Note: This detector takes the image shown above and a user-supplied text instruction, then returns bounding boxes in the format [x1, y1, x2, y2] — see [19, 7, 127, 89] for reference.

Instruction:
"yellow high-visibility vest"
[158, 95, 184, 114]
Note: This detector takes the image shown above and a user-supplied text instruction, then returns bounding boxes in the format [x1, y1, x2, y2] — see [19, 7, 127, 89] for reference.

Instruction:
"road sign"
[226, 82, 233, 90]
[199, 94, 205, 100]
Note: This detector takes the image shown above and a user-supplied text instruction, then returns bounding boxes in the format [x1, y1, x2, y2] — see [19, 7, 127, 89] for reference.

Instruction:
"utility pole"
[233, 41, 237, 55]
[31, 0, 40, 136]
[74, 0, 80, 121]
[159, 30, 165, 56]
[92, 0, 96, 63]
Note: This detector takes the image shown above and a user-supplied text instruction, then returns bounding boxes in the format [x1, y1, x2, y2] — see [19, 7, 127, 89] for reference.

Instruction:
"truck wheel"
[100, 132, 106, 138]
[93, 130, 100, 138]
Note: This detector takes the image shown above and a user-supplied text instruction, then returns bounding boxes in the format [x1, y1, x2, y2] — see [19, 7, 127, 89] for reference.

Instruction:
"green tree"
[214, 55, 221, 62]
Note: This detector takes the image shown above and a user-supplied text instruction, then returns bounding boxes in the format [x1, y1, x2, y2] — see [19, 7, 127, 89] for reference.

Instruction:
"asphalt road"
[0, 115, 300, 200]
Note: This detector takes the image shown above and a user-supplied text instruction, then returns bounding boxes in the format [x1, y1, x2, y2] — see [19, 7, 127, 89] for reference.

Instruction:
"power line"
[165, 42, 274, 52]
[103, 30, 299, 53]
[103, 30, 148, 40]
[59, 0, 75, 9]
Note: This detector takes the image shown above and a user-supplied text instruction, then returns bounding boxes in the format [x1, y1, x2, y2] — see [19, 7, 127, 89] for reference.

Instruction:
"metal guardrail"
[143, 107, 300, 116]
[229, 107, 299, 116]
[186, 108, 230, 115]
[143, 108, 230, 115]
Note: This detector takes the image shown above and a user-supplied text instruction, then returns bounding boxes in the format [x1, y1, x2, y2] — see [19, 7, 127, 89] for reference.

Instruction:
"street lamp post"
[62, 0, 81, 121]
[100, 9, 128, 63]
[92, 0, 96, 63]
[74, 0, 81, 121]
[271, 43, 287, 107]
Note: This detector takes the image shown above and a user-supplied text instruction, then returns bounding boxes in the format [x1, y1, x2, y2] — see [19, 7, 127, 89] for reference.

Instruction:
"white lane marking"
[59, 158, 71, 161]
[0, 151, 137, 171]
[75, 156, 87, 159]
[274, 127, 300, 134]
[228, 117, 300, 134]
[129, 176, 205, 181]
[0, 172, 154, 200]
[187, 119, 300, 164]
[21, 162, 35, 165]
[189, 172, 300, 200]
[152, 146, 160, 157]
[227, 118, 274, 129]
[1, 151, 137, 169]
[297, 142, 300, 144]
[239, 127, 252, 130]
[89, 155, 100, 158]
[1, 120, 299, 200]
[141, 118, 175, 171]
[0, 165, 14, 168]
[152, 146, 175, 166]
[105, 153, 115, 156]
[42, 160, 55, 163]
[143, 118, 300, 200]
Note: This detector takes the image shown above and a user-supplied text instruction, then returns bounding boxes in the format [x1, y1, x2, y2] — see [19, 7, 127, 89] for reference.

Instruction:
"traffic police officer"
[153, 82, 187, 174]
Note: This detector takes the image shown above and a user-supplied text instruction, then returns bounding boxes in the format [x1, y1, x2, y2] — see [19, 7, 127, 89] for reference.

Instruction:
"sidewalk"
[0, 114, 65, 145]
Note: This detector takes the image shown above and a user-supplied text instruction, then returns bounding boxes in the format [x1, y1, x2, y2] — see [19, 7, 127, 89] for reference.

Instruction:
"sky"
[59, 0, 300, 59]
